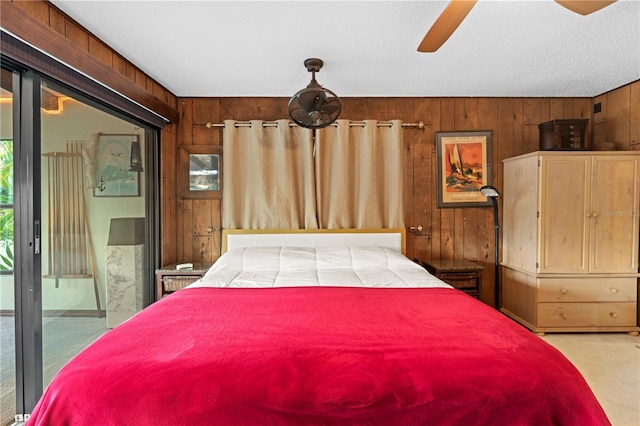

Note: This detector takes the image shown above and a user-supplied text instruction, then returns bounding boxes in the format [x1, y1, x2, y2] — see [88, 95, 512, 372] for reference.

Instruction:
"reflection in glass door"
[0, 68, 16, 426]
[39, 80, 148, 390]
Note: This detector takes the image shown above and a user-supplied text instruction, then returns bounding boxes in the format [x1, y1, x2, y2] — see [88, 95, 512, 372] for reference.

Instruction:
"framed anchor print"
[93, 133, 140, 197]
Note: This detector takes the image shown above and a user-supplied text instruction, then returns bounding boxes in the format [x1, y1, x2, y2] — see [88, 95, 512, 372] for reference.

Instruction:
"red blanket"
[27, 287, 609, 425]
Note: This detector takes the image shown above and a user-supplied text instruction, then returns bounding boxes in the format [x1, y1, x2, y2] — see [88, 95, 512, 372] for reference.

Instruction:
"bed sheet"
[191, 246, 452, 288]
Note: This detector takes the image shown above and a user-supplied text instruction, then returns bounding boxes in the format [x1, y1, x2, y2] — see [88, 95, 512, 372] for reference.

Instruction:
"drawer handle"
[610, 312, 618, 319]
[610, 288, 619, 294]
[560, 313, 568, 320]
[560, 288, 568, 295]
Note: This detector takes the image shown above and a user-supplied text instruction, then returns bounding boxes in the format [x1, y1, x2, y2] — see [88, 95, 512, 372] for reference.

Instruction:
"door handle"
[408, 225, 424, 233]
[34, 220, 41, 254]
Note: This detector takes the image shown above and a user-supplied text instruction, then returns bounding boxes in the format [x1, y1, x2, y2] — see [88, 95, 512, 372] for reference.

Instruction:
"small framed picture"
[179, 144, 223, 199]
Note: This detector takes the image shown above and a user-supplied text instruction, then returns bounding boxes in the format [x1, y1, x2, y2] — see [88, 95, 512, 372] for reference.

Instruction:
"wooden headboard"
[221, 228, 406, 255]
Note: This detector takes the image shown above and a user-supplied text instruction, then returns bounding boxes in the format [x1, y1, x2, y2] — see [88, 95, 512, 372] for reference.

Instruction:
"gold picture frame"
[435, 131, 492, 208]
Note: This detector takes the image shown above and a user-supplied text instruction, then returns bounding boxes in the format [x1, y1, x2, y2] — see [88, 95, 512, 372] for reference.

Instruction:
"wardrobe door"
[538, 155, 591, 273]
[589, 154, 640, 273]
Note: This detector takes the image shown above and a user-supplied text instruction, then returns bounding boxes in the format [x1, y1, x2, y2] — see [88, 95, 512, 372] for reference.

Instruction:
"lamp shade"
[480, 185, 499, 198]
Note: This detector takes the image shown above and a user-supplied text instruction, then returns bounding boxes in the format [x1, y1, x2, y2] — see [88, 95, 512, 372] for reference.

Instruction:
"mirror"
[189, 154, 219, 191]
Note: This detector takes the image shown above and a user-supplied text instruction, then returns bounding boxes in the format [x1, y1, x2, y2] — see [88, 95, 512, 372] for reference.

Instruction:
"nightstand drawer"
[421, 259, 484, 299]
[155, 263, 210, 300]
[437, 273, 480, 290]
[162, 276, 202, 292]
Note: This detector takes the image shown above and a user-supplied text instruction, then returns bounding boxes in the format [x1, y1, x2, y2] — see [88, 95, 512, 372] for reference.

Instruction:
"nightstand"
[155, 263, 211, 300]
[421, 259, 484, 299]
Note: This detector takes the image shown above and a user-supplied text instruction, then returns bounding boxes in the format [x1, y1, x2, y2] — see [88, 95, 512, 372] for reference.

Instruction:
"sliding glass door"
[0, 67, 16, 426]
[0, 62, 158, 424]
[0, 64, 42, 425]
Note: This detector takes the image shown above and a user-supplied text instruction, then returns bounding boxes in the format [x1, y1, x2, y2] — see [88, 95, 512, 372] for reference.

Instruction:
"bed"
[27, 229, 610, 425]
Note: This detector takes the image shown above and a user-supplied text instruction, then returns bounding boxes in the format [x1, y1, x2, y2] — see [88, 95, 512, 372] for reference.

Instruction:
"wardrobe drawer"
[537, 302, 637, 327]
[537, 278, 636, 302]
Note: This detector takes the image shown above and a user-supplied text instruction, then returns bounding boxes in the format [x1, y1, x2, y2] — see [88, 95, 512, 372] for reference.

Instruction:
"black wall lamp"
[480, 185, 500, 309]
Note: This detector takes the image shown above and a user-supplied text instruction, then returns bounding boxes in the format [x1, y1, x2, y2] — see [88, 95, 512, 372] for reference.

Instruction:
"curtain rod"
[201, 121, 425, 129]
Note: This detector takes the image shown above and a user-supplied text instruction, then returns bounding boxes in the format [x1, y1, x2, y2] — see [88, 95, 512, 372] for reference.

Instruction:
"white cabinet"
[501, 151, 640, 334]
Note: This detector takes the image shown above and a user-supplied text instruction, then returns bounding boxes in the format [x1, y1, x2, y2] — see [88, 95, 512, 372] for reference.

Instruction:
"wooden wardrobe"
[501, 151, 640, 335]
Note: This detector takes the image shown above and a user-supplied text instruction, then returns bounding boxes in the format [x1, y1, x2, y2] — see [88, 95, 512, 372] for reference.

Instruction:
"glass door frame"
[2, 55, 161, 420]
[12, 67, 43, 419]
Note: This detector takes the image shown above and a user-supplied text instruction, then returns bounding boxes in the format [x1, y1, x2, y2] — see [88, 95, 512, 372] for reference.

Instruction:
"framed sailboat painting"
[435, 131, 492, 208]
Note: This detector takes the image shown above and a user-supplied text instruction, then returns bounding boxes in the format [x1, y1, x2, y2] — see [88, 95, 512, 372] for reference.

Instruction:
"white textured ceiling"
[48, 0, 640, 98]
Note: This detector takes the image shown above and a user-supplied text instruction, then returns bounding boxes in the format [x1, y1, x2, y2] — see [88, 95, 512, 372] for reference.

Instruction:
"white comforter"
[190, 246, 452, 288]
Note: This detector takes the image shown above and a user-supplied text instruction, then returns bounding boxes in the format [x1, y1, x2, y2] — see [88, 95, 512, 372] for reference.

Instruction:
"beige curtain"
[315, 119, 405, 229]
[222, 119, 318, 229]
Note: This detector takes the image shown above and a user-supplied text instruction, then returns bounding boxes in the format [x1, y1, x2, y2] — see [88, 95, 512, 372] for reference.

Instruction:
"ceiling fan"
[417, 0, 617, 52]
[288, 58, 342, 129]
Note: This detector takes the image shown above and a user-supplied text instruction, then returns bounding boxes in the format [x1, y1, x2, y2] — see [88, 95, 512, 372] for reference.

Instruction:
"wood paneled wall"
[170, 96, 597, 306]
[594, 80, 640, 150]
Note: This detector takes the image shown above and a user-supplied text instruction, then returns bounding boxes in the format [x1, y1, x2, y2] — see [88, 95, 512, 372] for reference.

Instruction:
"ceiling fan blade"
[417, 0, 478, 53]
[289, 105, 312, 123]
[320, 102, 340, 116]
[555, 0, 616, 15]
[297, 90, 318, 112]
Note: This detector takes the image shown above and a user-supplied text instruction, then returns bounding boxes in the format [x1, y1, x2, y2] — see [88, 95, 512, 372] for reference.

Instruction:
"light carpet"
[542, 333, 640, 426]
